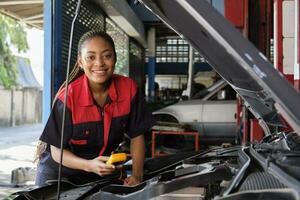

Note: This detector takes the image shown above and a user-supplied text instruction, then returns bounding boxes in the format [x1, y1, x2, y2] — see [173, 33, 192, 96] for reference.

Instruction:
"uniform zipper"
[98, 106, 104, 126]
[100, 107, 104, 119]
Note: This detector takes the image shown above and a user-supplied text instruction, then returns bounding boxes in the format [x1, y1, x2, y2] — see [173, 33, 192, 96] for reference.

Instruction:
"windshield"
[191, 79, 224, 100]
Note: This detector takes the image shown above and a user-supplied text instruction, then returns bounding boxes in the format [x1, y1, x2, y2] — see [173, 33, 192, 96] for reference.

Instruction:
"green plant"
[0, 13, 29, 89]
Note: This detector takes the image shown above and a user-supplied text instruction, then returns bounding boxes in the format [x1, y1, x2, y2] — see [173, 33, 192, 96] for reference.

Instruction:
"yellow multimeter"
[106, 153, 127, 165]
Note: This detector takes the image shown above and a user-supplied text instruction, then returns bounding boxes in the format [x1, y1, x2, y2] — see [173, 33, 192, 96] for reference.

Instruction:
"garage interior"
[0, 0, 300, 199]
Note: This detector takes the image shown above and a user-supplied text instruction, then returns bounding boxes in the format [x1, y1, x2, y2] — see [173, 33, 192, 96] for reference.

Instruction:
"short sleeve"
[127, 88, 155, 138]
[39, 99, 73, 148]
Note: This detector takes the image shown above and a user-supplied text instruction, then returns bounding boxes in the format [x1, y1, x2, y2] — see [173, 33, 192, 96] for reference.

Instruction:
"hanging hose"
[56, 0, 82, 199]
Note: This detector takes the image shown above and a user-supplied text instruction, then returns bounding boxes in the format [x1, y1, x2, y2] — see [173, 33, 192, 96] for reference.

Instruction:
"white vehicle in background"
[153, 79, 237, 145]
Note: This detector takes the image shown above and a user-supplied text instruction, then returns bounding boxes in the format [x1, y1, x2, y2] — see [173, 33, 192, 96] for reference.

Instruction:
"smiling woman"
[35, 30, 155, 187]
[78, 34, 116, 97]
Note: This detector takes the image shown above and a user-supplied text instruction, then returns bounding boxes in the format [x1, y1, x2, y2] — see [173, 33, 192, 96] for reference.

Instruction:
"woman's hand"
[123, 175, 142, 186]
[128, 135, 145, 186]
[50, 146, 115, 176]
[86, 156, 115, 176]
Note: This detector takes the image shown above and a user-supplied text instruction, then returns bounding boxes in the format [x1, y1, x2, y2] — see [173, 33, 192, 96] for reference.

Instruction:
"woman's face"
[78, 36, 116, 86]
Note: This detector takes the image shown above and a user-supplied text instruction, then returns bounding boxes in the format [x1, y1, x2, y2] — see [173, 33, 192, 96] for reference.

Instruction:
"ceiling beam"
[0, 9, 22, 21]
[23, 19, 43, 23]
[22, 14, 43, 21]
[95, 0, 147, 47]
[0, 1, 43, 6]
[0, 9, 42, 29]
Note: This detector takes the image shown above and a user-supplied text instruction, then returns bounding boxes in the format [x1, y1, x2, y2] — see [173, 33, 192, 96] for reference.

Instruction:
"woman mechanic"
[35, 30, 154, 187]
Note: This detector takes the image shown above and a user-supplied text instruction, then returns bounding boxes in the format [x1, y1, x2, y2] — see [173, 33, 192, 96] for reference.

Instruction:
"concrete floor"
[0, 123, 42, 199]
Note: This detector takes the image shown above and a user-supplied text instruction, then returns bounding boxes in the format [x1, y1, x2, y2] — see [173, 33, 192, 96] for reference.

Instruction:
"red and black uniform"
[36, 74, 154, 186]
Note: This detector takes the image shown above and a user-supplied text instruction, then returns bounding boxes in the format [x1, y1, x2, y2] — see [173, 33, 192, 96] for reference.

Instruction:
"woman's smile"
[92, 69, 108, 75]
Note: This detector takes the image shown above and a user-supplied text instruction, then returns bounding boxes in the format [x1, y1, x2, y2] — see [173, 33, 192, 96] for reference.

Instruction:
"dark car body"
[6, 0, 300, 199]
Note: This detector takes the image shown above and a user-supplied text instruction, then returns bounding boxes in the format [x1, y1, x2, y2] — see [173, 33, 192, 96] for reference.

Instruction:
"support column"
[147, 27, 156, 101]
[10, 90, 15, 127]
[295, 0, 300, 91]
[274, 0, 283, 72]
[274, 0, 295, 84]
[42, 0, 53, 124]
[187, 45, 194, 98]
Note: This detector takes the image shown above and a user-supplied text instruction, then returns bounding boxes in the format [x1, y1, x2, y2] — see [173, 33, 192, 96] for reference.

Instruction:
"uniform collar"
[107, 74, 118, 102]
[79, 74, 118, 107]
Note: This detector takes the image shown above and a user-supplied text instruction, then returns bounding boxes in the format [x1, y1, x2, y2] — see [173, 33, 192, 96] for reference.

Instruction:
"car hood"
[139, 0, 300, 136]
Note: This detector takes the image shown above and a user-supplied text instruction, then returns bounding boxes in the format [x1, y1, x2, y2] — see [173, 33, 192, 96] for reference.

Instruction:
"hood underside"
[139, 0, 300, 135]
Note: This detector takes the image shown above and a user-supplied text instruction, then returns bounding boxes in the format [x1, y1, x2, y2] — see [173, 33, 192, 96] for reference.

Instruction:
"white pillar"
[147, 27, 156, 101]
[187, 45, 194, 98]
[282, 0, 295, 76]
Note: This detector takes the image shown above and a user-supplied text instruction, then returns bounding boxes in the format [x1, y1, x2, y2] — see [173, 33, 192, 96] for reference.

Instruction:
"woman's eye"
[103, 54, 112, 59]
[85, 55, 95, 61]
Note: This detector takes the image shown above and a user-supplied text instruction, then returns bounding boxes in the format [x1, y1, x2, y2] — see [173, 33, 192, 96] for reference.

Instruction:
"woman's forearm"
[130, 135, 145, 181]
[50, 145, 90, 172]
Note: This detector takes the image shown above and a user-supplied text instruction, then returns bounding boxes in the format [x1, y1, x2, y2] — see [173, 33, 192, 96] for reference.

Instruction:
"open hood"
[139, 0, 300, 136]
